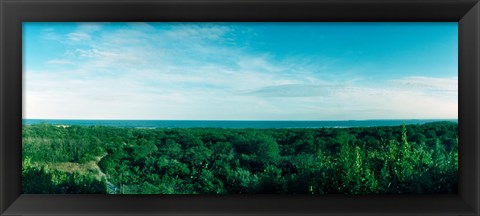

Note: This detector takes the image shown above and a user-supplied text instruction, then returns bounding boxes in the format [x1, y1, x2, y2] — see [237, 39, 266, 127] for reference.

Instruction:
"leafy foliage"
[22, 121, 458, 194]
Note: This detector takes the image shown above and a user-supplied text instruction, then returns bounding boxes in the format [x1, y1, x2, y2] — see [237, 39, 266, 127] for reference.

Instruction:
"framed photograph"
[1, 0, 479, 215]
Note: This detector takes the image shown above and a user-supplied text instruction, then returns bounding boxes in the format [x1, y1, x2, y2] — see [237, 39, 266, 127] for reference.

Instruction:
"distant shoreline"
[22, 118, 458, 121]
[22, 119, 458, 129]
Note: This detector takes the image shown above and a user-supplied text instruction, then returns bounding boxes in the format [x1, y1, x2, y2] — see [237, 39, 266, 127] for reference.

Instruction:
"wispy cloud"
[162, 24, 230, 41]
[67, 32, 91, 42]
[46, 59, 75, 65]
[41, 28, 61, 40]
[244, 84, 336, 97]
[391, 76, 457, 92]
[66, 23, 103, 43]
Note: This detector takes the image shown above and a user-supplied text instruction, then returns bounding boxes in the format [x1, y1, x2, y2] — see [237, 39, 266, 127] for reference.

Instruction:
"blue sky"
[23, 22, 458, 120]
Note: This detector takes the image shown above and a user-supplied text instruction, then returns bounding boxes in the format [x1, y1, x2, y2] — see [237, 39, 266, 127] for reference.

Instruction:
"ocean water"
[22, 119, 457, 129]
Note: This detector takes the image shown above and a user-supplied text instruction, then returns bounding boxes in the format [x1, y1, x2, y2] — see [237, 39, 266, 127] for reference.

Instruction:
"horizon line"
[22, 118, 459, 122]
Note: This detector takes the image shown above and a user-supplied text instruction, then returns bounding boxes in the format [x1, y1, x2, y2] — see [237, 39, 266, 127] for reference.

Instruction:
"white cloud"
[41, 28, 61, 40]
[162, 24, 229, 41]
[40, 23, 105, 45]
[245, 84, 335, 97]
[67, 32, 91, 41]
[391, 76, 458, 92]
[67, 23, 103, 42]
[46, 59, 74, 65]
[25, 67, 458, 120]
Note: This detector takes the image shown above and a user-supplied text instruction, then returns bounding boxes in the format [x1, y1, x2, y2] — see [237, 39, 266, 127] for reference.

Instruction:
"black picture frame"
[1, 0, 479, 215]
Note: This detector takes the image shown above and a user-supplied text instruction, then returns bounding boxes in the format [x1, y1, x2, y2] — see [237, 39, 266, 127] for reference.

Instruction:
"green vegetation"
[22, 121, 458, 194]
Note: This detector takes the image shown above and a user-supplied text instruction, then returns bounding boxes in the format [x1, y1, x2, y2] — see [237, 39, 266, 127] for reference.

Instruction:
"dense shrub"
[22, 121, 458, 194]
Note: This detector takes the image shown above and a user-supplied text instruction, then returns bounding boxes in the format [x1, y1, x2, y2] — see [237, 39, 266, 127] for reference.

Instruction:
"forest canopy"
[22, 121, 458, 194]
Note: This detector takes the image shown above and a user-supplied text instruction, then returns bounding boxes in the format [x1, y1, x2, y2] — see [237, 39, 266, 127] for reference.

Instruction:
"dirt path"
[94, 153, 120, 194]
[93, 153, 108, 181]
